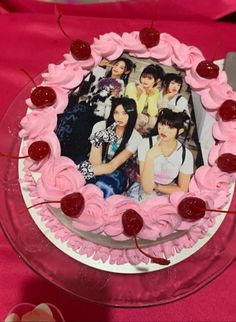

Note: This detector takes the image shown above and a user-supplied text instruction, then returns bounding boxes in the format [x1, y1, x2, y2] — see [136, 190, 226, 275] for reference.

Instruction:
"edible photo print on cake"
[55, 54, 204, 201]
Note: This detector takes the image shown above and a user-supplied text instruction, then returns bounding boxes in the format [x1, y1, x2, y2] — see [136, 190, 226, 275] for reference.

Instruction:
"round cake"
[18, 28, 236, 273]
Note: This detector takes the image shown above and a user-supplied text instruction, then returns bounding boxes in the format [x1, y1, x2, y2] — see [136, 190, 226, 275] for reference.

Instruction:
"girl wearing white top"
[158, 73, 190, 114]
[138, 108, 193, 197]
[78, 97, 142, 198]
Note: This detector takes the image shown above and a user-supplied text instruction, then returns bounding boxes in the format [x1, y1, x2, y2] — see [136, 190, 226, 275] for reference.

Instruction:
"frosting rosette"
[172, 44, 204, 70]
[63, 52, 96, 70]
[189, 165, 230, 208]
[91, 32, 124, 61]
[209, 140, 236, 166]
[104, 195, 151, 241]
[72, 184, 107, 233]
[201, 72, 236, 111]
[141, 196, 182, 240]
[213, 119, 236, 141]
[19, 109, 57, 140]
[42, 62, 85, 89]
[121, 31, 148, 57]
[37, 156, 85, 205]
[185, 63, 217, 92]
[149, 33, 180, 66]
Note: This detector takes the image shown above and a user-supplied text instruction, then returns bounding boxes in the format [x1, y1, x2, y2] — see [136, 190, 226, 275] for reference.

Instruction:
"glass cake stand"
[1, 78, 236, 308]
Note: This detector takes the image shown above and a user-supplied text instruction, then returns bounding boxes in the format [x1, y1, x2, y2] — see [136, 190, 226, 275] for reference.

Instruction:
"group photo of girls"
[55, 54, 203, 201]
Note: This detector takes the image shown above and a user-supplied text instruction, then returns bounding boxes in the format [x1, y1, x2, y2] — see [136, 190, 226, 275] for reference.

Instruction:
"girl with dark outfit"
[55, 58, 134, 164]
[78, 97, 142, 198]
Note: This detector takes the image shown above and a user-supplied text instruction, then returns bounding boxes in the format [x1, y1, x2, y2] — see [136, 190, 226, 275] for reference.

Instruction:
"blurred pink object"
[4, 303, 65, 322]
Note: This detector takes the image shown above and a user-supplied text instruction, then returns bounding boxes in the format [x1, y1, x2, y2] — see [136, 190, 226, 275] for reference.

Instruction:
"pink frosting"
[209, 140, 236, 165]
[91, 32, 124, 61]
[41, 62, 85, 89]
[213, 119, 236, 141]
[121, 31, 149, 57]
[140, 196, 182, 240]
[19, 31, 236, 266]
[149, 33, 180, 66]
[72, 184, 107, 233]
[63, 53, 96, 70]
[104, 195, 149, 241]
[201, 72, 236, 112]
[172, 44, 204, 70]
[37, 156, 85, 205]
[189, 165, 230, 209]
[19, 109, 57, 140]
[185, 63, 217, 92]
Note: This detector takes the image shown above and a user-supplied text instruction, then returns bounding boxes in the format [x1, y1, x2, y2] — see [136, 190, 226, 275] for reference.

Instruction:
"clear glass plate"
[0, 77, 236, 307]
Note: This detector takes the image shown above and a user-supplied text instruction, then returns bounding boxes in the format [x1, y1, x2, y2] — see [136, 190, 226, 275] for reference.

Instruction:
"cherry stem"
[27, 200, 59, 210]
[19, 68, 37, 88]
[205, 208, 236, 215]
[0, 152, 28, 159]
[57, 13, 72, 41]
[133, 234, 170, 265]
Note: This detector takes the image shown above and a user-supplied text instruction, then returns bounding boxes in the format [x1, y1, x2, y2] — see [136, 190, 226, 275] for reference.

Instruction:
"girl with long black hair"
[78, 97, 142, 198]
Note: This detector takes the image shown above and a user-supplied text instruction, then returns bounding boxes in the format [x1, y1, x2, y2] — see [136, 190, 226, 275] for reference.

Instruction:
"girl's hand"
[136, 84, 145, 97]
[147, 138, 163, 160]
[146, 86, 157, 96]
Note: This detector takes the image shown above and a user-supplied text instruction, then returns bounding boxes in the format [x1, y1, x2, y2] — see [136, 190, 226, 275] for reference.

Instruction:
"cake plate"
[1, 77, 236, 308]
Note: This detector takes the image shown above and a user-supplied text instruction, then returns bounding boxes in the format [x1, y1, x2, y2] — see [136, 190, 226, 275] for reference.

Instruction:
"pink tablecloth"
[0, 1, 236, 321]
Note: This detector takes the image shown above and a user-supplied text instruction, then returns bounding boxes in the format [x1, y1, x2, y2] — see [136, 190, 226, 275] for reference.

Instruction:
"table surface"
[1, 0, 236, 321]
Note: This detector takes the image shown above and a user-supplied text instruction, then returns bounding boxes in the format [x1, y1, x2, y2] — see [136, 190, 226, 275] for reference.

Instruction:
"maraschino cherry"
[57, 13, 91, 60]
[27, 192, 85, 218]
[218, 100, 236, 122]
[177, 197, 206, 221]
[178, 196, 236, 221]
[217, 153, 236, 173]
[139, 23, 160, 48]
[122, 209, 170, 265]
[0, 140, 50, 162]
[20, 68, 56, 108]
[196, 60, 219, 79]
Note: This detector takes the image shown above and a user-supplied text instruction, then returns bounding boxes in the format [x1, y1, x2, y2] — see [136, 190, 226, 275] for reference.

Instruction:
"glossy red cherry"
[218, 100, 236, 122]
[70, 40, 91, 60]
[139, 27, 160, 48]
[28, 141, 50, 161]
[122, 209, 170, 265]
[196, 60, 219, 79]
[57, 13, 91, 61]
[27, 192, 85, 218]
[122, 209, 144, 237]
[217, 153, 236, 173]
[31, 86, 57, 108]
[178, 197, 206, 221]
[61, 192, 85, 217]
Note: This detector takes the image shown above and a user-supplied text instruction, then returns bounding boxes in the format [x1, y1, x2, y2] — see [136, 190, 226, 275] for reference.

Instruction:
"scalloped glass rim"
[1, 69, 236, 307]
